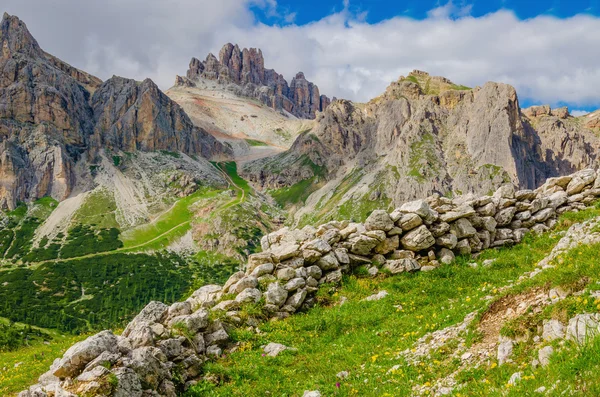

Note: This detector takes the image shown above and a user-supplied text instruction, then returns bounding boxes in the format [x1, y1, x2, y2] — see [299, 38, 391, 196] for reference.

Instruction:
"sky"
[4, 0, 600, 114]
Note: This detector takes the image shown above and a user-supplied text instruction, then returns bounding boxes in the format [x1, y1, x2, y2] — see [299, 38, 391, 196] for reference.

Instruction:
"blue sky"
[254, 0, 600, 25]
[5, 0, 600, 114]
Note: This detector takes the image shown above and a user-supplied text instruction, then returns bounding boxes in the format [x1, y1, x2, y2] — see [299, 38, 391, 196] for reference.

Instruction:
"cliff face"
[91, 77, 226, 159]
[182, 43, 330, 119]
[242, 71, 600, 225]
[0, 13, 230, 210]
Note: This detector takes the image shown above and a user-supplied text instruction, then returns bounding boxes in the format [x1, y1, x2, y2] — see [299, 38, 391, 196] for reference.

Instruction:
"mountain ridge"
[179, 43, 331, 119]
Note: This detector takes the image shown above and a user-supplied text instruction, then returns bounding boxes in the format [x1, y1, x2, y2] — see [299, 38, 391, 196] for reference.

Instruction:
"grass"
[0, 332, 87, 396]
[185, 205, 600, 397]
[121, 188, 219, 248]
[72, 188, 119, 229]
[269, 177, 320, 208]
[214, 162, 252, 196]
[245, 139, 268, 147]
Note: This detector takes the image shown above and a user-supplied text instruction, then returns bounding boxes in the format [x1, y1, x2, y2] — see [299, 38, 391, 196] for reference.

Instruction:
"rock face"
[91, 76, 225, 158]
[242, 71, 600, 226]
[21, 168, 600, 397]
[182, 43, 330, 119]
[0, 13, 230, 209]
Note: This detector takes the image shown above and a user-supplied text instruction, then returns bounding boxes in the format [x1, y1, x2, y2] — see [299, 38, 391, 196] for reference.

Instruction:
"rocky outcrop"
[182, 43, 330, 119]
[0, 13, 230, 209]
[91, 76, 226, 159]
[20, 168, 600, 396]
[242, 71, 600, 225]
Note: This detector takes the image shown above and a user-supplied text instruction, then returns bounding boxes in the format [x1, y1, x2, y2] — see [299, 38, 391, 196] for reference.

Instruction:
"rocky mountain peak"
[0, 13, 43, 59]
[182, 43, 331, 119]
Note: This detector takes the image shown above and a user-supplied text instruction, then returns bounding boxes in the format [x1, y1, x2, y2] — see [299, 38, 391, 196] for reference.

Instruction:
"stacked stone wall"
[20, 168, 600, 397]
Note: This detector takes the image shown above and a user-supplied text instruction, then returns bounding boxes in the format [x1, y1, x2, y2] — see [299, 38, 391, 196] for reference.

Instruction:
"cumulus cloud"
[4, 1, 600, 109]
[571, 110, 591, 117]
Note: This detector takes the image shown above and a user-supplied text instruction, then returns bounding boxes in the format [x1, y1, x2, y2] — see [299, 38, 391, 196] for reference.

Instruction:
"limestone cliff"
[181, 43, 330, 119]
[242, 71, 600, 225]
[0, 13, 230, 210]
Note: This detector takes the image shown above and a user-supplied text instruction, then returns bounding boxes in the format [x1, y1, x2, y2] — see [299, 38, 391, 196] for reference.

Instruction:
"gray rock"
[263, 342, 296, 357]
[362, 291, 389, 301]
[439, 205, 475, 222]
[303, 391, 322, 397]
[450, 218, 477, 238]
[374, 235, 400, 255]
[206, 345, 222, 356]
[251, 263, 275, 278]
[235, 288, 262, 303]
[168, 309, 209, 333]
[399, 200, 438, 224]
[246, 253, 274, 274]
[303, 239, 332, 253]
[397, 213, 423, 231]
[566, 313, 600, 344]
[285, 289, 308, 309]
[316, 252, 340, 271]
[321, 269, 343, 284]
[53, 330, 119, 378]
[495, 207, 517, 226]
[112, 367, 143, 397]
[187, 285, 222, 309]
[223, 271, 245, 293]
[157, 338, 185, 360]
[306, 265, 323, 280]
[438, 248, 455, 264]
[384, 258, 420, 274]
[271, 243, 300, 262]
[542, 319, 565, 341]
[277, 267, 297, 281]
[429, 222, 450, 237]
[230, 276, 259, 295]
[334, 248, 350, 264]
[128, 346, 169, 389]
[350, 235, 379, 255]
[365, 210, 394, 231]
[401, 225, 435, 251]
[436, 233, 458, 249]
[123, 301, 169, 338]
[284, 277, 306, 292]
[455, 239, 471, 255]
[497, 337, 514, 365]
[538, 346, 554, 367]
[265, 283, 288, 307]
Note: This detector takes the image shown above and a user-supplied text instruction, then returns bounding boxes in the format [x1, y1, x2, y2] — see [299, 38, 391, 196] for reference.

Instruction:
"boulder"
[436, 233, 458, 249]
[438, 248, 455, 264]
[123, 301, 169, 338]
[401, 225, 435, 251]
[350, 235, 380, 255]
[566, 313, 600, 344]
[271, 243, 301, 262]
[53, 330, 119, 378]
[128, 347, 169, 389]
[316, 252, 340, 271]
[265, 283, 288, 307]
[397, 213, 422, 231]
[263, 342, 296, 357]
[495, 207, 517, 226]
[230, 276, 258, 295]
[399, 200, 438, 224]
[235, 288, 262, 304]
[450, 218, 476, 238]
[364, 210, 394, 231]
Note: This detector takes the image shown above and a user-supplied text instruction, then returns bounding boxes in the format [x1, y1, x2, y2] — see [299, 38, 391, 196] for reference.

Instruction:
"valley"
[3, 9, 600, 397]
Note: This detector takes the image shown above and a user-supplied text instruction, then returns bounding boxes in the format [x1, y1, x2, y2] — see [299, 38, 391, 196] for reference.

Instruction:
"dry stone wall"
[19, 168, 600, 397]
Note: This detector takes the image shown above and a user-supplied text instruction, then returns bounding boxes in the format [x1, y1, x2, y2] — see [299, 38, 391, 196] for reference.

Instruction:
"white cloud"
[4, 1, 600, 109]
[571, 110, 590, 117]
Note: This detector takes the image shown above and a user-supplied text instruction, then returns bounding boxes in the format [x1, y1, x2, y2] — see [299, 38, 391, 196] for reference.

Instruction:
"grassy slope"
[121, 188, 220, 249]
[185, 207, 600, 397]
[0, 332, 87, 396]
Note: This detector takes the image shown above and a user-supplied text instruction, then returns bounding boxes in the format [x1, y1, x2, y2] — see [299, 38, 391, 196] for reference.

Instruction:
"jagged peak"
[0, 13, 43, 59]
